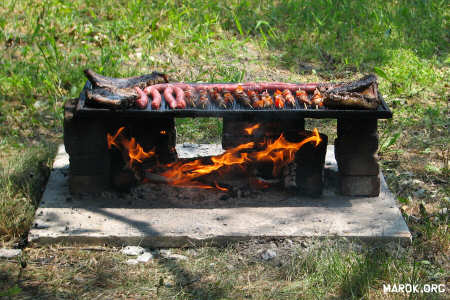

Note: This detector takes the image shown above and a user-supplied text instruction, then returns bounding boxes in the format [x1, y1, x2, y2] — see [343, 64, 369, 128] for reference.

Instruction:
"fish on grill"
[323, 92, 379, 109]
[321, 74, 380, 109]
[84, 69, 168, 109]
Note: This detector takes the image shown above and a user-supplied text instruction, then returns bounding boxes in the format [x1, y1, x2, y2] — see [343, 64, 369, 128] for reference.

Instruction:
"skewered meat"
[184, 86, 197, 108]
[261, 91, 273, 108]
[144, 86, 162, 110]
[163, 86, 177, 109]
[211, 88, 227, 108]
[274, 90, 285, 109]
[223, 89, 235, 106]
[282, 89, 296, 107]
[134, 87, 148, 109]
[198, 89, 209, 108]
[174, 86, 186, 109]
[295, 89, 310, 105]
[247, 90, 260, 107]
[234, 85, 252, 108]
[311, 89, 324, 107]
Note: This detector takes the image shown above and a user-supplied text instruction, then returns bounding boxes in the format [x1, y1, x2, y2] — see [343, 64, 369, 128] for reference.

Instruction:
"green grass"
[0, 240, 447, 299]
[0, 0, 448, 298]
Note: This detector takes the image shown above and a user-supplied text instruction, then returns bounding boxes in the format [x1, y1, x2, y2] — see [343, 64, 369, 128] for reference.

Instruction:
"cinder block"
[340, 174, 380, 197]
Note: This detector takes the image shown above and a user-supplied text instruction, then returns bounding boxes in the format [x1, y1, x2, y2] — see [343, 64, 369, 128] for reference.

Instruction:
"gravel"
[260, 249, 277, 260]
[136, 252, 153, 263]
[121, 246, 145, 256]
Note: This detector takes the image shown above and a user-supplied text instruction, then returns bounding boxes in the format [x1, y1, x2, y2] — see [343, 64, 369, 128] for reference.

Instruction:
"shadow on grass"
[0, 267, 62, 299]
[156, 257, 229, 299]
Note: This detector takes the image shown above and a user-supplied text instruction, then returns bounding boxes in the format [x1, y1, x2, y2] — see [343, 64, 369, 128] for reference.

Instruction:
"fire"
[160, 130, 166, 135]
[107, 127, 155, 167]
[159, 141, 255, 189]
[156, 127, 322, 190]
[107, 126, 322, 191]
[244, 124, 260, 135]
[255, 127, 322, 176]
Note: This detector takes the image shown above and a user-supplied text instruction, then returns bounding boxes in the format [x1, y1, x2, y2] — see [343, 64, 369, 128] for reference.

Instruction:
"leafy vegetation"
[0, 0, 448, 298]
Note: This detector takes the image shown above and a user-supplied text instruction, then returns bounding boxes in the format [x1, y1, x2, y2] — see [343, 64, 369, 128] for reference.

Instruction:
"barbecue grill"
[64, 73, 392, 197]
[77, 81, 392, 119]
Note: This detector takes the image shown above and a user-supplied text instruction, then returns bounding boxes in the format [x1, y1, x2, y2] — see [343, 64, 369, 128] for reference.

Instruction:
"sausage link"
[134, 87, 148, 109]
[173, 86, 186, 109]
[144, 86, 162, 110]
[163, 86, 177, 109]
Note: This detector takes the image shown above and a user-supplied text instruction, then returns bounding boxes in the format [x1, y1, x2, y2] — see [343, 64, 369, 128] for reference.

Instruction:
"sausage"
[163, 86, 177, 109]
[173, 86, 186, 109]
[144, 86, 162, 110]
[134, 87, 148, 109]
[148, 82, 320, 93]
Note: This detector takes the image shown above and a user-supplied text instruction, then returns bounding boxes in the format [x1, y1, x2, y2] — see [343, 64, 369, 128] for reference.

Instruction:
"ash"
[128, 179, 301, 209]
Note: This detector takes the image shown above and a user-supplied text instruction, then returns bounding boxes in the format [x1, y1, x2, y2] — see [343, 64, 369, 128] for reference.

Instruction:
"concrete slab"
[29, 144, 411, 247]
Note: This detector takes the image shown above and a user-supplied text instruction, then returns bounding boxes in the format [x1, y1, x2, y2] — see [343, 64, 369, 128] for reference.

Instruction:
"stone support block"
[335, 118, 380, 196]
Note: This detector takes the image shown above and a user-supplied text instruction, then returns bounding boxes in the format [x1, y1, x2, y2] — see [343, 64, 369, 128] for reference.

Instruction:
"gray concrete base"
[29, 144, 411, 247]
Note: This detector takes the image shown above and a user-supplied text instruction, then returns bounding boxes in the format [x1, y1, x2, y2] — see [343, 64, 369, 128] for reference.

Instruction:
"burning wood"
[106, 125, 323, 191]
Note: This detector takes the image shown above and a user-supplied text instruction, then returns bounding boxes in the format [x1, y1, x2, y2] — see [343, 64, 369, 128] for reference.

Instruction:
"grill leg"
[335, 118, 380, 196]
[64, 99, 111, 193]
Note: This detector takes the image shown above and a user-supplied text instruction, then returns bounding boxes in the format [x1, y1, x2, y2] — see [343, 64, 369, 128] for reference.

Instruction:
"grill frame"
[76, 81, 392, 119]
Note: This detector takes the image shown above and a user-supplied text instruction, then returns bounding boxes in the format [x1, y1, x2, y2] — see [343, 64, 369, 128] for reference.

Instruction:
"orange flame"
[160, 130, 167, 135]
[156, 128, 322, 189]
[215, 182, 228, 191]
[107, 127, 155, 168]
[254, 127, 322, 176]
[107, 126, 125, 149]
[109, 126, 322, 191]
[159, 141, 254, 189]
[244, 124, 260, 135]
